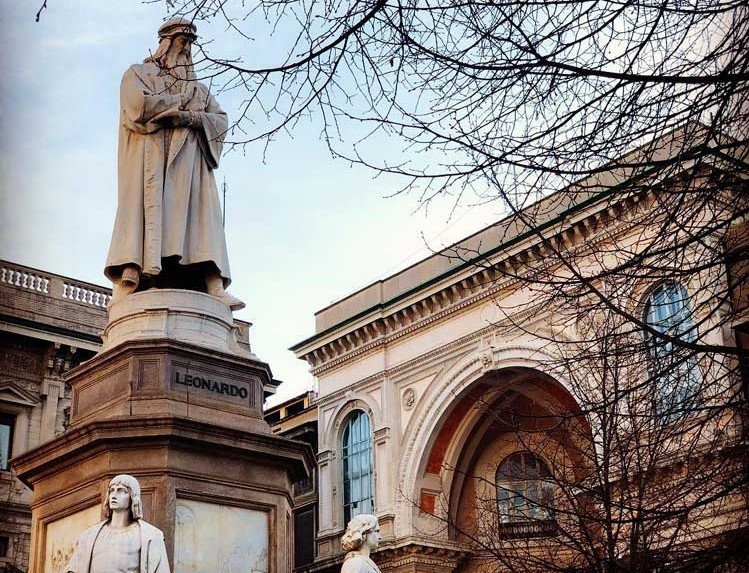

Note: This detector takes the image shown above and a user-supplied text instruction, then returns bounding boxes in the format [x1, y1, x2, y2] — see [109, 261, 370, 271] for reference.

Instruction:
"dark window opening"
[294, 507, 316, 567]
[286, 401, 305, 417]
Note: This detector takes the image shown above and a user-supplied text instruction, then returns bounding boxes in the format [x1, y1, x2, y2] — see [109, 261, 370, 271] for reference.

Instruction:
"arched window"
[644, 282, 701, 418]
[342, 410, 374, 524]
[496, 451, 555, 526]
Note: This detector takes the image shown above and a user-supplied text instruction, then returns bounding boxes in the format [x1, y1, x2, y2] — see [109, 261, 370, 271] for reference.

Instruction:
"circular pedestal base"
[103, 289, 242, 354]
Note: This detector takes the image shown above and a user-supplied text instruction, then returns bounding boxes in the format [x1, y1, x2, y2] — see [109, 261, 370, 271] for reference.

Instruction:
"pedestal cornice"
[11, 414, 315, 491]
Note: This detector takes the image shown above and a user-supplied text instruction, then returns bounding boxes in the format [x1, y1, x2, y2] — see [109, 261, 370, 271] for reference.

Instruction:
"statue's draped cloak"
[105, 62, 231, 286]
[66, 520, 170, 573]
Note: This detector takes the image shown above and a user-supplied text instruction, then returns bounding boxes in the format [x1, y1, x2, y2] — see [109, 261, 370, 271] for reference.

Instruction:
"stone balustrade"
[496, 519, 559, 539]
[1, 265, 50, 294]
[1, 261, 111, 309]
[62, 281, 111, 308]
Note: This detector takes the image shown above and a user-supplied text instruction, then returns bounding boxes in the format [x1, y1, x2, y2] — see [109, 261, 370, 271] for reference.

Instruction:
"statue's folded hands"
[154, 110, 202, 129]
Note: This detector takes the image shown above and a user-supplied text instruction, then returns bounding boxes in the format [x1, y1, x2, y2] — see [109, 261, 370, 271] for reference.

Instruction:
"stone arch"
[323, 394, 382, 452]
[395, 343, 585, 538]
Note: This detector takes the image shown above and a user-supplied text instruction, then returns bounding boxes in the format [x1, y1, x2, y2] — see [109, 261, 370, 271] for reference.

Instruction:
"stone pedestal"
[13, 291, 313, 573]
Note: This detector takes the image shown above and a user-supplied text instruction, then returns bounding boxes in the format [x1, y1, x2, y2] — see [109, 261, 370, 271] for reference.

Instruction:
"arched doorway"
[410, 367, 592, 570]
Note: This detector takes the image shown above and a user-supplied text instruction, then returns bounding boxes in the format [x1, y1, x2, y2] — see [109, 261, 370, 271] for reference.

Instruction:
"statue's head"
[146, 17, 197, 78]
[341, 514, 381, 553]
[102, 474, 143, 521]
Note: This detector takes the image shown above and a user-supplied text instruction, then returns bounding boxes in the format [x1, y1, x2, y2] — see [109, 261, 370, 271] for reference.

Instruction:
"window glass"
[342, 410, 374, 524]
[0, 413, 14, 471]
[496, 451, 554, 523]
[644, 282, 701, 418]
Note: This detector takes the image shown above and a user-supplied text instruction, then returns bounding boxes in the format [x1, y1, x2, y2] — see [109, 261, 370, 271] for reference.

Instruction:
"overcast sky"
[0, 0, 505, 406]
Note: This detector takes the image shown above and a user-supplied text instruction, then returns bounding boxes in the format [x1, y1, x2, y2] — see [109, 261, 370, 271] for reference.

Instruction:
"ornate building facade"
[291, 129, 748, 572]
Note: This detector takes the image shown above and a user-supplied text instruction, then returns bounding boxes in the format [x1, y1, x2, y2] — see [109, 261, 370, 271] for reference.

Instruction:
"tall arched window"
[342, 410, 374, 524]
[644, 282, 701, 418]
[496, 451, 555, 526]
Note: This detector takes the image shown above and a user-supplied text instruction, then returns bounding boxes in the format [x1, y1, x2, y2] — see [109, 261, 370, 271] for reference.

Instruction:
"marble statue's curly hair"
[341, 514, 378, 552]
[103, 474, 143, 521]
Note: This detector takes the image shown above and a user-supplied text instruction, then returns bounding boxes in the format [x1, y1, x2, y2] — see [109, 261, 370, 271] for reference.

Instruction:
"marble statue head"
[103, 474, 143, 521]
[341, 514, 381, 552]
[146, 18, 196, 79]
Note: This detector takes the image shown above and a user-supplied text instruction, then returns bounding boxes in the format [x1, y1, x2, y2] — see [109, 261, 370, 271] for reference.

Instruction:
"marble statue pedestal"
[13, 291, 313, 573]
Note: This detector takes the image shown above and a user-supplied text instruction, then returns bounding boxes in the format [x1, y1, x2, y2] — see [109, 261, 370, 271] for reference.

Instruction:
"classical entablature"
[293, 194, 641, 374]
[293, 124, 748, 381]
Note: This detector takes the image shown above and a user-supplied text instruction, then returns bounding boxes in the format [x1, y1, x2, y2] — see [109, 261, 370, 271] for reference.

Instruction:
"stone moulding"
[294, 189, 654, 375]
[291, 535, 471, 573]
[374, 541, 471, 571]
[11, 415, 314, 490]
[102, 288, 244, 355]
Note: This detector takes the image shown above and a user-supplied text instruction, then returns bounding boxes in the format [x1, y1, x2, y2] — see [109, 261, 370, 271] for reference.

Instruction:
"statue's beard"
[145, 39, 196, 83]
[163, 51, 195, 81]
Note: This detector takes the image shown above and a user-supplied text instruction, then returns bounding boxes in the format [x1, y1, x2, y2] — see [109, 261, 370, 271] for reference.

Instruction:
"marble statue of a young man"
[104, 17, 243, 310]
[66, 474, 170, 573]
[340, 514, 382, 573]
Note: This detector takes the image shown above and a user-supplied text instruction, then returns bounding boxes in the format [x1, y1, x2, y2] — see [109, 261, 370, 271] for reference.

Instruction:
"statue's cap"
[158, 17, 197, 40]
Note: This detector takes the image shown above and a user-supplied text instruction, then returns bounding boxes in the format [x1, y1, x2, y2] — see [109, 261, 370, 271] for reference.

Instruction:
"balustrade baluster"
[2, 265, 111, 306]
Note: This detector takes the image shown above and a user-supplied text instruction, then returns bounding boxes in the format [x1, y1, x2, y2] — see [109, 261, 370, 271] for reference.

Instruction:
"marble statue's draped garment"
[341, 554, 382, 573]
[89, 523, 140, 573]
[66, 520, 169, 573]
[104, 62, 231, 286]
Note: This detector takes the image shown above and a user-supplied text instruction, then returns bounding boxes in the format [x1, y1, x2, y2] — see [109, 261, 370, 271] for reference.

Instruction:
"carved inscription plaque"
[171, 366, 253, 405]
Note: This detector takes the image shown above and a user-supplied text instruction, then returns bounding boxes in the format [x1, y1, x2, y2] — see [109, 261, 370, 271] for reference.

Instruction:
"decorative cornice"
[297, 191, 652, 376]
[375, 539, 472, 570]
[0, 381, 40, 406]
[296, 538, 472, 573]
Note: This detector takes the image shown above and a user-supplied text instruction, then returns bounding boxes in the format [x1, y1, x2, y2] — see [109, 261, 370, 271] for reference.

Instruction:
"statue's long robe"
[105, 62, 231, 286]
[66, 520, 170, 573]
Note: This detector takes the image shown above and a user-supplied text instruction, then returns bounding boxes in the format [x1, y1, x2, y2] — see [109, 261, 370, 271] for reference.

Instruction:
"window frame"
[642, 282, 702, 420]
[340, 409, 375, 525]
[495, 451, 556, 528]
[0, 412, 15, 472]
